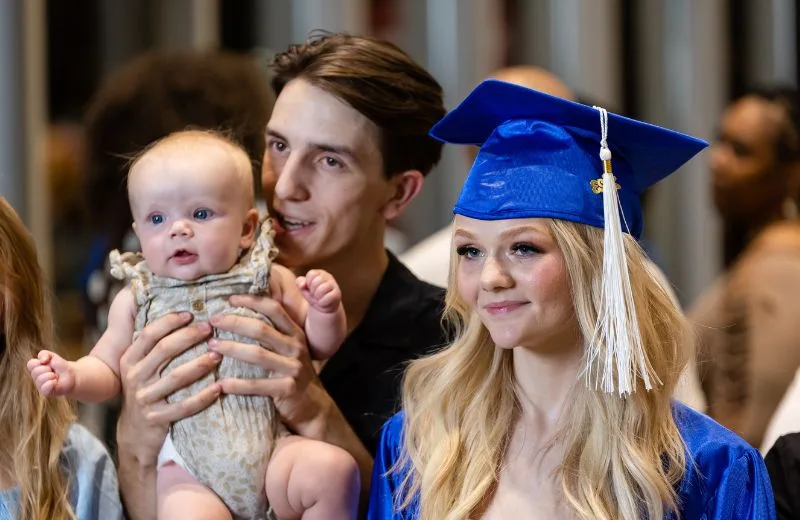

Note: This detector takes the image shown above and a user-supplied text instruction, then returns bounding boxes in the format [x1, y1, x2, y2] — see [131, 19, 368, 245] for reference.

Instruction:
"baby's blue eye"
[149, 214, 164, 225]
[193, 208, 213, 220]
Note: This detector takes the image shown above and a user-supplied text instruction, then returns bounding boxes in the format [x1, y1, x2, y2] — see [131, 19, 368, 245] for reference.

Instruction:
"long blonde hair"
[0, 198, 76, 520]
[399, 219, 690, 520]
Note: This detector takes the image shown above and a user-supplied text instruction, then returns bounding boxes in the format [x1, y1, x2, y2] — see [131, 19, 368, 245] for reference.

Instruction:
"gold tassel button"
[590, 175, 621, 194]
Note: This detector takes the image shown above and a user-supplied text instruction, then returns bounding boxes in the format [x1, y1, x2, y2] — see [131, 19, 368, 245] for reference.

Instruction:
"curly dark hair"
[743, 85, 800, 164]
[84, 50, 273, 251]
[270, 32, 446, 178]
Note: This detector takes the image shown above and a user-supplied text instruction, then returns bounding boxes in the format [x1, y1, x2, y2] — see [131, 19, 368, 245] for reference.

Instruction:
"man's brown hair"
[271, 33, 446, 178]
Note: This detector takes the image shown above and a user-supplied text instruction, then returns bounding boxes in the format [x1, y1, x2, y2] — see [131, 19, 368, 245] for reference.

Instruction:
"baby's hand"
[26, 350, 76, 397]
[296, 269, 342, 314]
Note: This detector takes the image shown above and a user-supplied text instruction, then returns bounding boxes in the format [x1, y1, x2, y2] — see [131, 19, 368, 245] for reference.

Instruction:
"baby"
[27, 130, 358, 520]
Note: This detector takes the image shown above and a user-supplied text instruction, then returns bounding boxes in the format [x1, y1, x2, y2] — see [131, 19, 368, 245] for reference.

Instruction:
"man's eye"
[269, 139, 287, 153]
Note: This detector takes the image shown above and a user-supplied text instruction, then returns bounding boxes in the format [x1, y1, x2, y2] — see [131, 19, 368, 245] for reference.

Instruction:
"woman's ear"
[239, 209, 260, 249]
[380, 170, 425, 221]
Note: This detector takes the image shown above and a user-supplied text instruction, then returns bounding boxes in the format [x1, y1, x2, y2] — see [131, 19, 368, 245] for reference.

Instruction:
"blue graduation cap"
[430, 79, 708, 239]
[431, 79, 709, 396]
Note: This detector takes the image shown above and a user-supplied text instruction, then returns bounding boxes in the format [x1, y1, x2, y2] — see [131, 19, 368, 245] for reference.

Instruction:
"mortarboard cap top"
[430, 78, 708, 239]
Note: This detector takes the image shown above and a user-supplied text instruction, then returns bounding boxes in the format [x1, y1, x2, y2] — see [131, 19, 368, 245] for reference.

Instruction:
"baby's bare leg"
[157, 462, 232, 520]
[265, 435, 359, 520]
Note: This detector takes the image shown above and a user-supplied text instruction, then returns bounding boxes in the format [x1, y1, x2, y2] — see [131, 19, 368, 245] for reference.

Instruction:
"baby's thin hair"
[126, 127, 256, 205]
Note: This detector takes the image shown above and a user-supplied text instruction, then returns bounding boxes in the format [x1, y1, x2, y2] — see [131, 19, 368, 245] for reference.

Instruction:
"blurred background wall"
[0, 0, 798, 358]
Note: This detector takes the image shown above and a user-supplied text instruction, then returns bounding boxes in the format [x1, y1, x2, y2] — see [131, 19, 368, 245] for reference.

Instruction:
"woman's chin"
[488, 331, 521, 350]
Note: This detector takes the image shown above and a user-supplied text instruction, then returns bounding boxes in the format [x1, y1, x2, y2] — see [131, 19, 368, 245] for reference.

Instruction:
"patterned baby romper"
[110, 219, 283, 520]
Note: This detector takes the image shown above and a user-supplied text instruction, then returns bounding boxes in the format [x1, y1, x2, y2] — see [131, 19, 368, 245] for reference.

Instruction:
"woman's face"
[710, 96, 789, 222]
[262, 79, 396, 271]
[453, 216, 578, 351]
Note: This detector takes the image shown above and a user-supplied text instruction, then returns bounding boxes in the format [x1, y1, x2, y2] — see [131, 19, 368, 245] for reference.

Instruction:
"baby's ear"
[239, 209, 259, 249]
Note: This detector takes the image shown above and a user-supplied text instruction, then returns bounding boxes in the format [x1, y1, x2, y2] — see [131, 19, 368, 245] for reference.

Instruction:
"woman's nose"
[480, 256, 513, 291]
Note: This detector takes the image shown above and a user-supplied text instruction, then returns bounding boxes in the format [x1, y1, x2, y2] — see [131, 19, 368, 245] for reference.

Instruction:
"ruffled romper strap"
[246, 217, 280, 296]
[108, 249, 151, 306]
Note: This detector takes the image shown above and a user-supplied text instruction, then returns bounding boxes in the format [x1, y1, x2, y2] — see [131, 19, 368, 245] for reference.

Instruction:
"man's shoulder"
[357, 254, 449, 354]
[383, 252, 446, 314]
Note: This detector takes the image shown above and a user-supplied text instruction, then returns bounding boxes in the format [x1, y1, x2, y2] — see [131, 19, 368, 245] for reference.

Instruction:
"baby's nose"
[170, 219, 193, 238]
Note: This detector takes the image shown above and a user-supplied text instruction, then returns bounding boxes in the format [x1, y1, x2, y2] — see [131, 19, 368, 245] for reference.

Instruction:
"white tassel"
[585, 107, 659, 396]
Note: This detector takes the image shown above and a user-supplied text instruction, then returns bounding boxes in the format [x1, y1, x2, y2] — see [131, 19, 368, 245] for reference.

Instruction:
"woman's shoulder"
[673, 402, 775, 517]
[672, 402, 755, 456]
[673, 402, 757, 465]
[377, 411, 406, 453]
[62, 423, 124, 520]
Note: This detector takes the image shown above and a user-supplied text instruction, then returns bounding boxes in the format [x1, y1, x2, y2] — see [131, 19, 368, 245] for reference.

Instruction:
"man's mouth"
[276, 214, 314, 232]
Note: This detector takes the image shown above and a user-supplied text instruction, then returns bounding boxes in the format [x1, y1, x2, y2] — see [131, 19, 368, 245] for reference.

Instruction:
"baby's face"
[128, 141, 256, 280]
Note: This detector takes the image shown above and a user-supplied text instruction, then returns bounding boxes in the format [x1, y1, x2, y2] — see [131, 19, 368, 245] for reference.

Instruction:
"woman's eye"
[149, 214, 164, 225]
[193, 209, 213, 220]
[456, 246, 482, 259]
[511, 243, 542, 256]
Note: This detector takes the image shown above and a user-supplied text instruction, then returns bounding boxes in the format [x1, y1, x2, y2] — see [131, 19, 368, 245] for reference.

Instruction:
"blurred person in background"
[80, 49, 274, 446]
[690, 85, 800, 448]
[111, 33, 449, 519]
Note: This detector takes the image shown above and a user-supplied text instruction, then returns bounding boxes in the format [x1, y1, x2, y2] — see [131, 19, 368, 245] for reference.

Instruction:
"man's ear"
[380, 169, 425, 221]
[239, 209, 260, 249]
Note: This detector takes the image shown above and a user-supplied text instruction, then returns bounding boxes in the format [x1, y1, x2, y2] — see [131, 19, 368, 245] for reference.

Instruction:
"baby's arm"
[27, 287, 136, 402]
[271, 265, 346, 360]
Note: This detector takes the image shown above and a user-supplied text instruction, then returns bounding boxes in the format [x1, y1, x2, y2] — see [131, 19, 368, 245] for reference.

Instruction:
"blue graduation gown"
[368, 402, 776, 519]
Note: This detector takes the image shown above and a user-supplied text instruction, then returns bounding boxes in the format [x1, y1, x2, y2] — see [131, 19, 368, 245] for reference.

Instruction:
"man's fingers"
[135, 352, 222, 405]
[126, 322, 212, 385]
[217, 376, 297, 399]
[227, 295, 303, 338]
[209, 339, 301, 376]
[123, 312, 194, 365]
[211, 313, 302, 358]
[146, 384, 222, 424]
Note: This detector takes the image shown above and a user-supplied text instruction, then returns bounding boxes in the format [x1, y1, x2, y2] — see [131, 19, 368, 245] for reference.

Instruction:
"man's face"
[262, 79, 395, 271]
